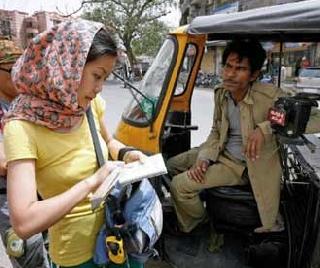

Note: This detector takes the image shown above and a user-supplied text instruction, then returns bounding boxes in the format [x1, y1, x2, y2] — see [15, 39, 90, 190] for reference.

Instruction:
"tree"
[81, 0, 175, 65]
[131, 19, 168, 57]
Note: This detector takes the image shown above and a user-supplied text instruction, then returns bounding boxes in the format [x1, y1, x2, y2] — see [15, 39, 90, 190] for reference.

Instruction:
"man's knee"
[170, 173, 185, 194]
[166, 148, 198, 177]
[166, 156, 180, 177]
[171, 172, 198, 197]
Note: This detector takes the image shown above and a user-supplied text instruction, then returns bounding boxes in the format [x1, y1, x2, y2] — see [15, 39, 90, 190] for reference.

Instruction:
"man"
[167, 39, 320, 234]
[0, 38, 49, 268]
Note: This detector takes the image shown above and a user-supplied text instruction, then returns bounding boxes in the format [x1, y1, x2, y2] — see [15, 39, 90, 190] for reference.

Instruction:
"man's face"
[222, 52, 259, 95]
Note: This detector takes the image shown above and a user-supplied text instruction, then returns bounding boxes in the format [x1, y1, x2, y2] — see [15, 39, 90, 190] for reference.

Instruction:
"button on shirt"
[225, 93, 246, 162]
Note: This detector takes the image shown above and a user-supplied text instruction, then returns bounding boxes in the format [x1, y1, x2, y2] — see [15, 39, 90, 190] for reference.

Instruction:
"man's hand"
[187, 159, 210, 183]
[244, 127, 265, 162]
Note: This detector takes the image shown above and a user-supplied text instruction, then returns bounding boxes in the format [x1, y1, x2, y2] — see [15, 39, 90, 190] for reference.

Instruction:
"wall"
[0, 9, 67, 48]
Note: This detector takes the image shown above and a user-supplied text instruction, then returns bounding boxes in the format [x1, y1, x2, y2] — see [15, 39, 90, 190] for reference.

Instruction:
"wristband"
[118, 147, 136, 161]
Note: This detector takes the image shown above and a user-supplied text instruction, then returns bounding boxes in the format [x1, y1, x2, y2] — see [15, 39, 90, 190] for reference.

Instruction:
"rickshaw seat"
[206, 185, 261, 233]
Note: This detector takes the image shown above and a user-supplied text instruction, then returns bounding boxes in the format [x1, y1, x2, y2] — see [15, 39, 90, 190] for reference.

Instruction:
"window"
[0, 20, 11, 37]
[122, 38, 176, 124]
[175, 43, 197, 95]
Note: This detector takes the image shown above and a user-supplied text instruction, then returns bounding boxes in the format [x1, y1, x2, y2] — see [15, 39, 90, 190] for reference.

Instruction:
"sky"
[0, 0, 181, 27]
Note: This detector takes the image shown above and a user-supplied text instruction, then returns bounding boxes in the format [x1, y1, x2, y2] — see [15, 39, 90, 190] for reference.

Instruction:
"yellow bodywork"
[115, 30, 206, 154]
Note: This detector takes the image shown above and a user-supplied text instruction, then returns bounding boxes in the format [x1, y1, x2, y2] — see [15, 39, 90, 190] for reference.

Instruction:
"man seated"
[167, 39, 320, 234]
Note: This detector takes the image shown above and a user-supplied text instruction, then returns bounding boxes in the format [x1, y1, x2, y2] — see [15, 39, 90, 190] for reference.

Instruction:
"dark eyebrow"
[97, 67, 107, 74]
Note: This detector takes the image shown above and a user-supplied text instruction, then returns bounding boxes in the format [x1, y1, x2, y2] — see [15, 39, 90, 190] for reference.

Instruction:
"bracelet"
[118, 147, 136, 161]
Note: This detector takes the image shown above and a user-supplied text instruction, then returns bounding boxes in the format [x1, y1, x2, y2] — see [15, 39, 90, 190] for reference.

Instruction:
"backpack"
[94, 179, 163, 265]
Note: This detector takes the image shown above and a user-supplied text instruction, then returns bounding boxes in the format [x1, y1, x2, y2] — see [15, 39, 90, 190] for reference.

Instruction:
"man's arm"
[245, 87, 286, 161]
[255, 88, 287, 142]
[197, 88, 222, 162]
[188, 89, 222, 183]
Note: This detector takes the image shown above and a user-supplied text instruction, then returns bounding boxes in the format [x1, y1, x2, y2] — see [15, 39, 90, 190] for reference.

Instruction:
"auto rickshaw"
[113, 1, 320, 267]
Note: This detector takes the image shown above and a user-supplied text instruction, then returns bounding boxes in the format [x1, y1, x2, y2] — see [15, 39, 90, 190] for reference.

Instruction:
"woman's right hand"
[7, 159, 124, 239]
[88, 161, 124, 191]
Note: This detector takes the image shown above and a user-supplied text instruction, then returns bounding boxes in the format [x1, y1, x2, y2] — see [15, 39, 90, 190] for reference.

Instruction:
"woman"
[3, 20, 144, 268]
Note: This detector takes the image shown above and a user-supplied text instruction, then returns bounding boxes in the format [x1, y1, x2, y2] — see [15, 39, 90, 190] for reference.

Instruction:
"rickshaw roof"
[188, 0, 320, 41]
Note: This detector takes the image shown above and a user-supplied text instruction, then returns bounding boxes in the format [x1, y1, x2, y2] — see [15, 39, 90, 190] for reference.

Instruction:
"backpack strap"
[86, 106, 105, 167]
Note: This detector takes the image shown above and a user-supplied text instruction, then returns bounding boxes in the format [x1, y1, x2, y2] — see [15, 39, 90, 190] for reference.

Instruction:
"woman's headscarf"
[4, 19, 104, 130]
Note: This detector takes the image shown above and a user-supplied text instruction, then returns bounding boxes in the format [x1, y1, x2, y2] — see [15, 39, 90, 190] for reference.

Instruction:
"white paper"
[90, 153, 167, 209]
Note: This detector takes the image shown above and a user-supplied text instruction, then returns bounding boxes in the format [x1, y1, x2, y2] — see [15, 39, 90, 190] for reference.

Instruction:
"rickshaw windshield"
[122, 38, 176, 124]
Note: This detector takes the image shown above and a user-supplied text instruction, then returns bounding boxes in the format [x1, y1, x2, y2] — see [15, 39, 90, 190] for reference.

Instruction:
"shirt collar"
[223, 83, 254, 105]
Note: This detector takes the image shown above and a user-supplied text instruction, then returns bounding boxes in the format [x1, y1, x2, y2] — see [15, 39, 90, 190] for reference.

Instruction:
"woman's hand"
[123, 150, 147, 164]
[87, 161, 124, 191]
[7, 159, 124, 239]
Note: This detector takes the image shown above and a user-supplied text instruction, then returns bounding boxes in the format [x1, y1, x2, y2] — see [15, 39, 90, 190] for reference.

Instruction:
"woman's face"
[78, 54, 117, 109]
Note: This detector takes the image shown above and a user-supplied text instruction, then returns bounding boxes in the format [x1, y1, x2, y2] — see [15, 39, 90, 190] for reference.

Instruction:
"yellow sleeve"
[3, 120, 38, 162]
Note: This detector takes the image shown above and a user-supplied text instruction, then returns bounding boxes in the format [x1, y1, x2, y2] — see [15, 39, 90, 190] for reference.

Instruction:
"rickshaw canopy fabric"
[188, 0, 320, 41]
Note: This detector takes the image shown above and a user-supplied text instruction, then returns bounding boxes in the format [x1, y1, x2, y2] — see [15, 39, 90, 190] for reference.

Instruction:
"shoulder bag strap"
[86, 106, 105, 168]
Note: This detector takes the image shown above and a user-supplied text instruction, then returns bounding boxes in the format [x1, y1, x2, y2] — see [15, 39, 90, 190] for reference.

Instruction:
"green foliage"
[81, 0, 175, 64]
[131, 20, 168, 57]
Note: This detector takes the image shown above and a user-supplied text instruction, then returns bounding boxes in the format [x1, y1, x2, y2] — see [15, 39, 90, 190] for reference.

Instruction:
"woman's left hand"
[123, 150, 147, 163]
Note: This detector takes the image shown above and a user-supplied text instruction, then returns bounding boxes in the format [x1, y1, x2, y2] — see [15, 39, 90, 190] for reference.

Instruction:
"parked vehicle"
[195, 72, 221, 87]
[114, 1, 320, 268]
[296, 67, 320, 94]
[260, 73, 274, 84]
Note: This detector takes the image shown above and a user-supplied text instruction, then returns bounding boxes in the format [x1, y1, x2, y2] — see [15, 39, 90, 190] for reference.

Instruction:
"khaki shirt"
[197, 82, 320, 228]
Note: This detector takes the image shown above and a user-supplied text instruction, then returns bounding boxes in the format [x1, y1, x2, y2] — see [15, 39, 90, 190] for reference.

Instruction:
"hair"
[86, 29, 118, 63]
[222, 39, 266, 74]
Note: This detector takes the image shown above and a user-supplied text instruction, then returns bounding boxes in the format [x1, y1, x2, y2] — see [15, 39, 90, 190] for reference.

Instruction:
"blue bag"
[94, 179, 163, 265]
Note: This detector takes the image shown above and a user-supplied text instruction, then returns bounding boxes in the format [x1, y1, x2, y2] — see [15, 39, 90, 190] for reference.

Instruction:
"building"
[179, 0, 315, 79]
[0, 9, 28, 48]
[180, 0, 303, 24]
[0, 9, 67, 49]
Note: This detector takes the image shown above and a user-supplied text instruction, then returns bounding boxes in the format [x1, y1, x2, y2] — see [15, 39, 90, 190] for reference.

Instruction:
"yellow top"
[4, 95, 108, 266]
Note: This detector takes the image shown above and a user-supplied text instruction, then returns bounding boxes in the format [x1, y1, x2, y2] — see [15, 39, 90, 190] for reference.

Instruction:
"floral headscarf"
[0, 38, 22, 64]
[4, 19, 104, 130]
